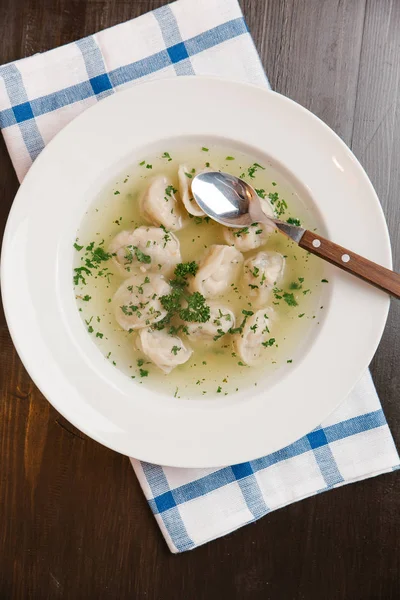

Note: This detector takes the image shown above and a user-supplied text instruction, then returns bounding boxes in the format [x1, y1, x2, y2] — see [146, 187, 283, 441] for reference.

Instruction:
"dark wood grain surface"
[1, 1, 400, 598]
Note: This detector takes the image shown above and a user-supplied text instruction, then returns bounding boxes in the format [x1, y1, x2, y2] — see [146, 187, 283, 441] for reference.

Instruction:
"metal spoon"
[191, 171, 400, 299]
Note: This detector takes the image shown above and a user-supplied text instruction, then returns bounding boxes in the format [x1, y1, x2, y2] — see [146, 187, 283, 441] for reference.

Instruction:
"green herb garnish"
[73, 266, 91, 285]
[283, 292, 298, 307]
[248, 162, 265, 178]
[268, 191, 287, 217]
[165, 185, 177, 197]
[125, 245, 151, 264]
[174, 261, 198, 279]
[179, 292, 210, 323]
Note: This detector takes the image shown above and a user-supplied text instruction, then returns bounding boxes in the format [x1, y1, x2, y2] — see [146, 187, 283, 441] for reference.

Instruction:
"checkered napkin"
[0, 0, 398, 553]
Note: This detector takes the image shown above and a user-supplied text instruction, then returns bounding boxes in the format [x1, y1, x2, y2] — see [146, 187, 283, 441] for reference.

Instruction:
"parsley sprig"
[155, 262, 211, 329]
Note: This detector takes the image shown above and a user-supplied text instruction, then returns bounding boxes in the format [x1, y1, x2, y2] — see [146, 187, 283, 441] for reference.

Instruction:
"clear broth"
[74, 142, 326, 398]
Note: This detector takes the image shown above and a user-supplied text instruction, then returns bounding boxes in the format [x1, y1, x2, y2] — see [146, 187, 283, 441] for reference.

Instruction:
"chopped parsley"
[217, 386, 222, 393]
[139, 160, 145, 166]
[157, 262, 210, 327]
[174, 261, 198, 279]
[255, 189, 266, 199]
[114, 190, 120, 195]
[139, 369, 149, 377]
[268, 191, 287, 217]
[233, 227, 249, 237]
[171, 346, 181, 355]
[179, 292, 210, 323]
[262, 338, 276, 347]
[202, 147, 209, 152]
[74, 243, 83, 251]
[248, 162, 265, 178]
[162, 152, 172, 161]
[226, 156, 235, 160]
[228, 309, 254, 335]
[283, 292, 298, 307]
[73, 266, 91, 285]
[287, 217, 301, 226]
[185, 172, 193, 179]
[82, 295, 91, 302]
[165, 185, 177, 197]
[213, 329, 226, 342]
[125, 245, 151, 264]
[91, 246, 111, 263]
[321, 279, 329, 283]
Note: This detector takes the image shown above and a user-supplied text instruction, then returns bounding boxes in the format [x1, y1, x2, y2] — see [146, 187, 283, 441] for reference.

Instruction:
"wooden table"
[1, 1, 399, 598]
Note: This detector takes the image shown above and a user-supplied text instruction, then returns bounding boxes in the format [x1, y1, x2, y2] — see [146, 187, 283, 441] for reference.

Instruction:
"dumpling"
[178, 165, 205, 216]
[185, 303, 235, 342]
[223, 221, 274, 253]
[234, 308, 275, 365]
[113, 272, 171, 331]
[140, 175, 185, 231]
[191, 245, 243, 298]
[136, 328, 192, 373]
[223, 198, 275, 252]
[241, 251, 285, 307]
[109, 226, 181, 278]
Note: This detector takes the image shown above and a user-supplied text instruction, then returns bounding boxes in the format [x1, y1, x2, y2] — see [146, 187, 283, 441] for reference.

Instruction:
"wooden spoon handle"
[299, 230, 400, 299]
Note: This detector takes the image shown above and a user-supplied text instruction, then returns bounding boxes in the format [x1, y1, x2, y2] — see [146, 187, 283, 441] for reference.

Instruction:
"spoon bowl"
[192, 171, 256, 227]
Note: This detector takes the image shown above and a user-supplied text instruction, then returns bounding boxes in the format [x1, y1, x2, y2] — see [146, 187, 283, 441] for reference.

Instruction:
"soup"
[73, 143, 326, 398]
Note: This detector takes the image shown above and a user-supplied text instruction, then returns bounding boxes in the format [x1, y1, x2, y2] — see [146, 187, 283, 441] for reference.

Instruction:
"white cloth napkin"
[0, 0, 398, 553]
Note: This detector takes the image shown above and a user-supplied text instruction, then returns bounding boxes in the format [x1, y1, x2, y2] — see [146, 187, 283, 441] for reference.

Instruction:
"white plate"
[1, 77, 391, 467]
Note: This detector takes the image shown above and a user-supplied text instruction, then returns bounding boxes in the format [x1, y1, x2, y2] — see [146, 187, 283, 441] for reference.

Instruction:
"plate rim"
[1, 76, 391, 467]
